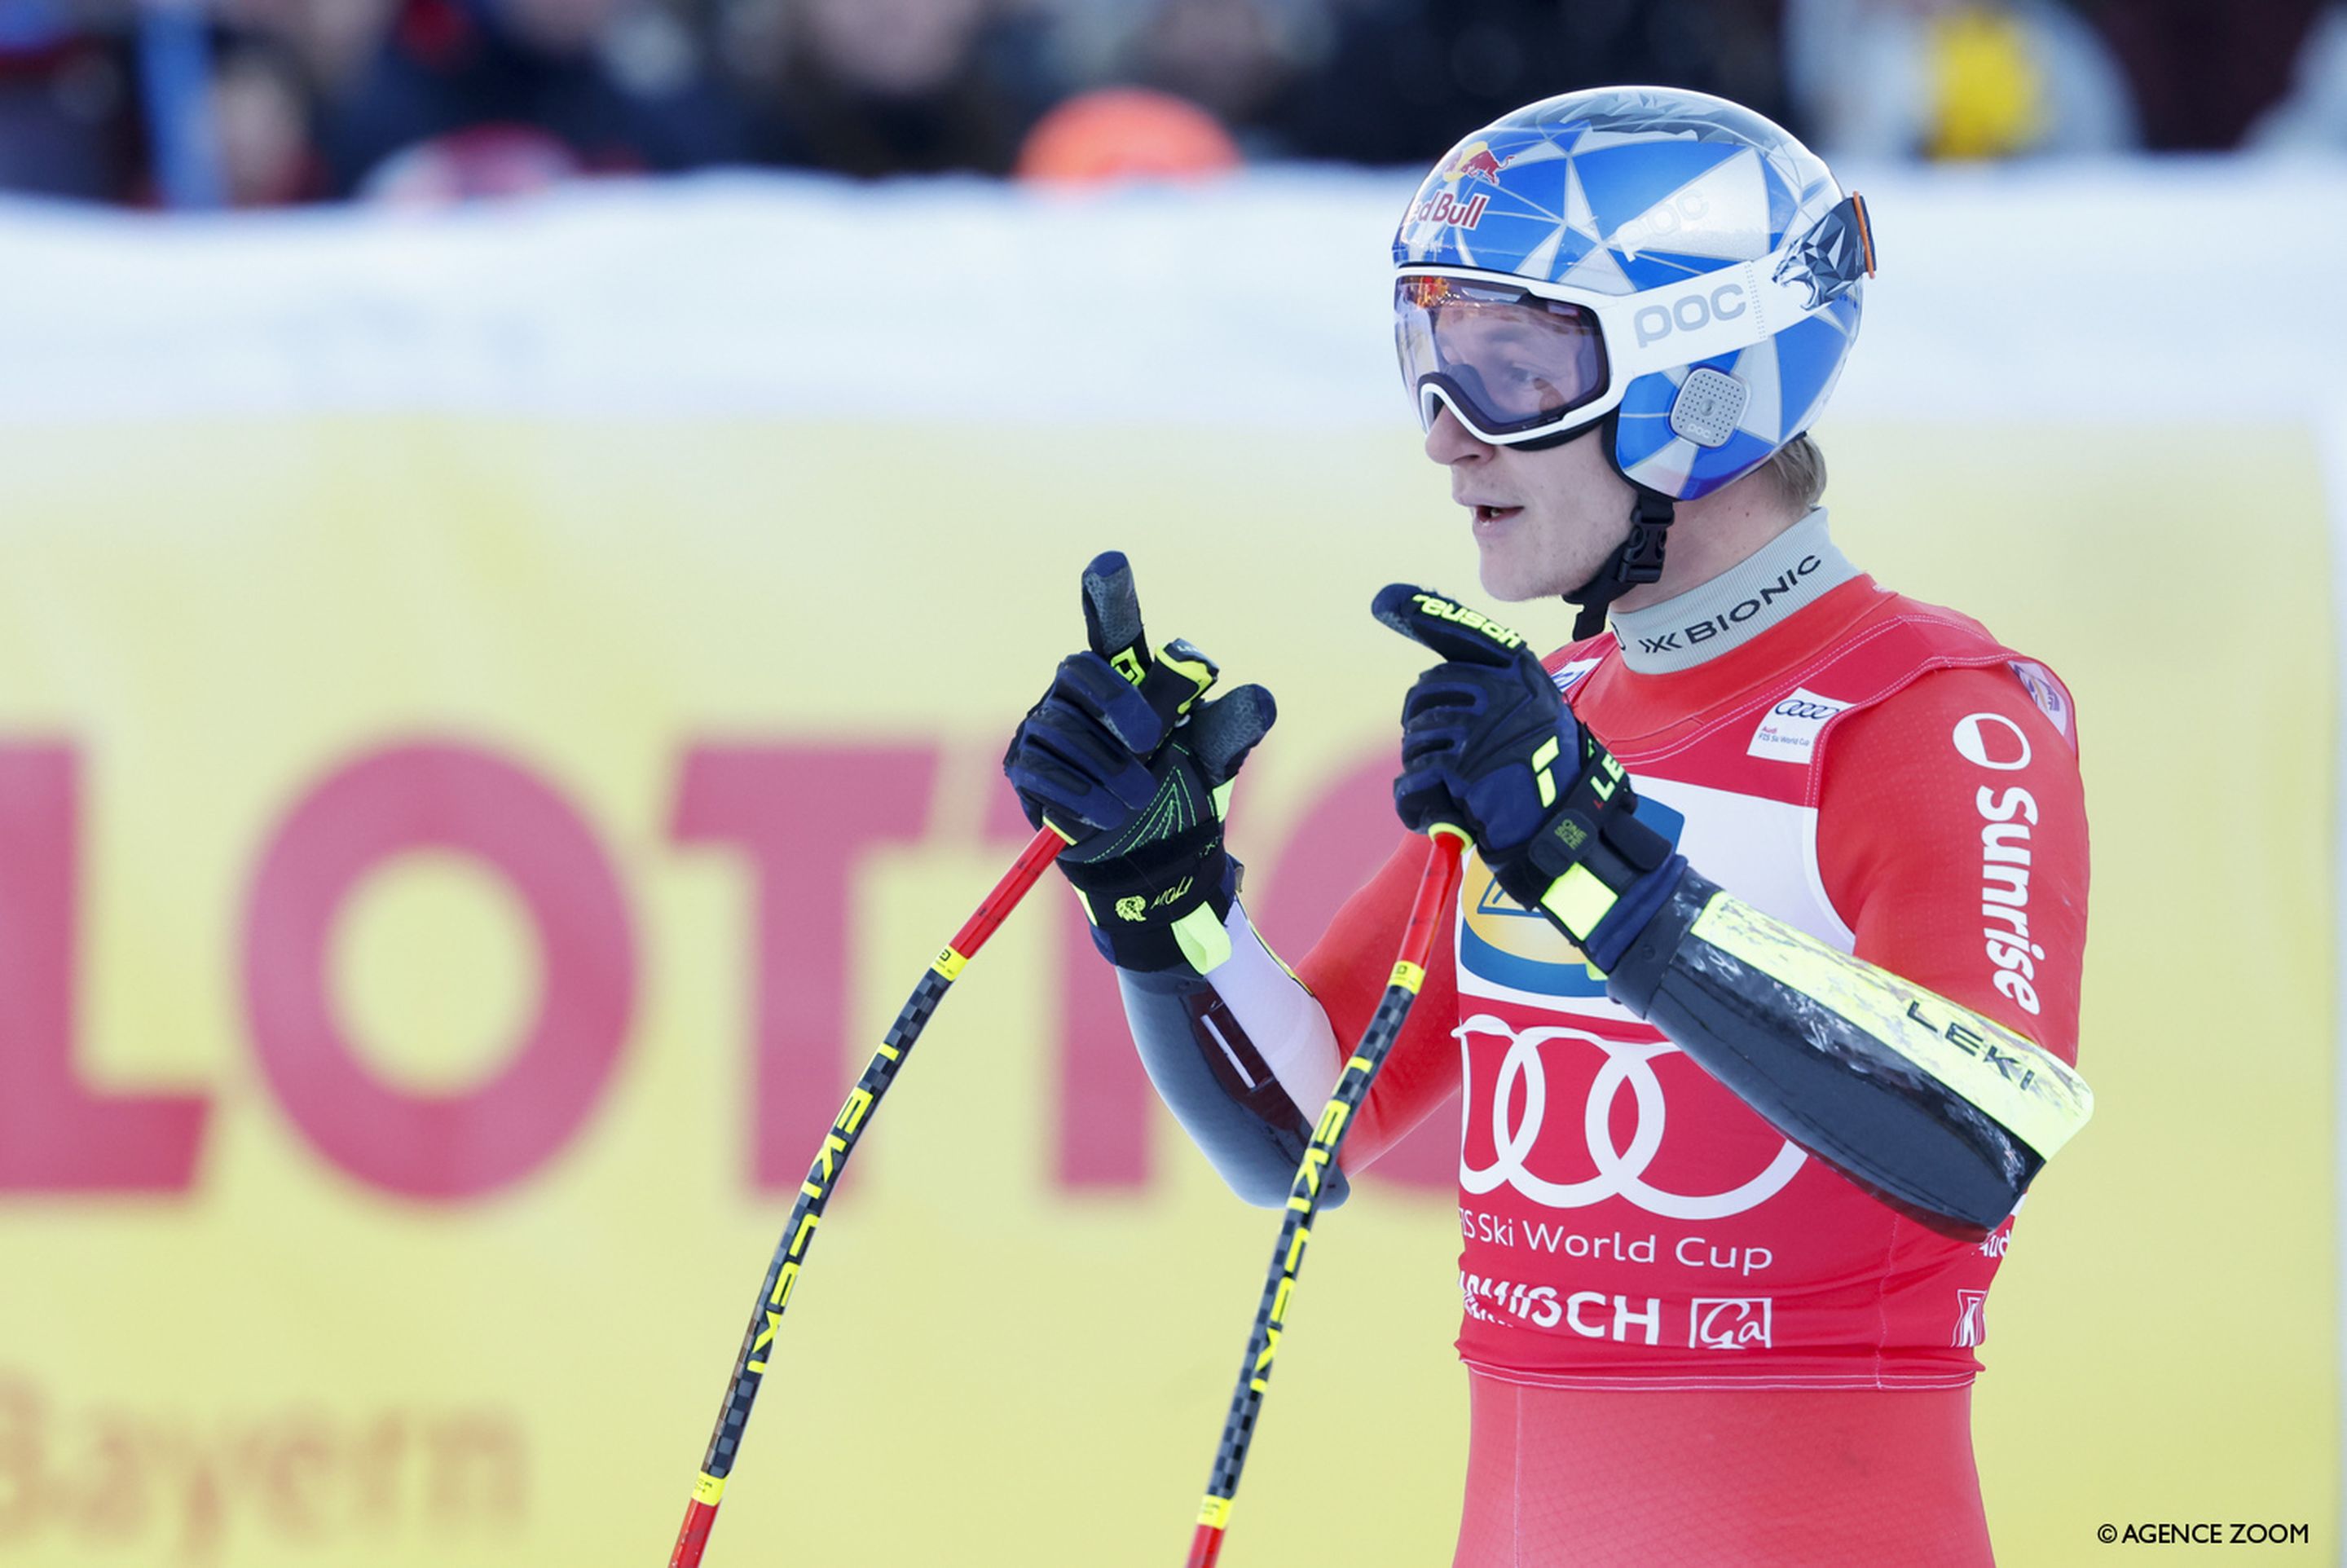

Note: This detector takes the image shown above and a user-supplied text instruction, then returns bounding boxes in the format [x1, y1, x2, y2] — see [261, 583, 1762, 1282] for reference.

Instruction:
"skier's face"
[1421, 405, 1633, 603]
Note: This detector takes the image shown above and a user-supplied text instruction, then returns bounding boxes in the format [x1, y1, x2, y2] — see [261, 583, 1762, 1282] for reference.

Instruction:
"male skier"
[1005, 86, 2091, 1566]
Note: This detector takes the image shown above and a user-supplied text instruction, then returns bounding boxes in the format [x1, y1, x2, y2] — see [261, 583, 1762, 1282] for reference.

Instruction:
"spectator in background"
[218, 0, 397, 100]
[209, 24, 323, 204]
[1278, 0, 1791, 166]
[0, 0, 141, 200]
[1783, 0, 2138, 159]
[724, 0, 1051, 178]
[2078, 0, 2326, 151]
[319, 0, 743, 198]
[7, 0, 2338, 208]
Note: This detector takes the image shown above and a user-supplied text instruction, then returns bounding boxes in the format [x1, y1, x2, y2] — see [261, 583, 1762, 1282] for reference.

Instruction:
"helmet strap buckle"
[1618, 489, 1675, 584]
[1565, 488, 1675, 641]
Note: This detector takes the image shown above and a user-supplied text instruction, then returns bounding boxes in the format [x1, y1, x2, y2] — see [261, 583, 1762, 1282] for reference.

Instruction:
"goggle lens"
[1394, 276, 1609, 438]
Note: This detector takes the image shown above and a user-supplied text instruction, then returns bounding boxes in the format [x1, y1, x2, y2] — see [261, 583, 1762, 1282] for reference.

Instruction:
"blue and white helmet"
[1392, 86, 1874, 502]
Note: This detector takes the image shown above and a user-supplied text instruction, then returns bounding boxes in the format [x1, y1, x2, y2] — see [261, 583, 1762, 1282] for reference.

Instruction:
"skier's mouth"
[1472, 504, 1522, 527]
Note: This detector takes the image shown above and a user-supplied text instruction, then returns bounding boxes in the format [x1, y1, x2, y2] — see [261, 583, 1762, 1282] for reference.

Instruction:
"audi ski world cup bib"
[1449, 585, 2081, 1390]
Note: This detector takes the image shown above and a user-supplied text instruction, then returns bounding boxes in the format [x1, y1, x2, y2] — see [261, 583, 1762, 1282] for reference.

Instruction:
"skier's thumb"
[1372, 583, 1534, 669]
[1081, 551, 1150, 678]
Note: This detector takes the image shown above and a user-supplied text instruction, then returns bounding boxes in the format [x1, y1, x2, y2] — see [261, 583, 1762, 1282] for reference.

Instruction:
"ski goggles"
[1394, 193, 1876, 447]
[1394, 275, 1610, 443]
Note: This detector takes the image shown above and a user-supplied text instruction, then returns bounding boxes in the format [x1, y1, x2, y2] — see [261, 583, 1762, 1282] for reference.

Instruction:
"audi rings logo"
[1772, 698, 1837, 722]
[1458, 1016, 1807, 1218]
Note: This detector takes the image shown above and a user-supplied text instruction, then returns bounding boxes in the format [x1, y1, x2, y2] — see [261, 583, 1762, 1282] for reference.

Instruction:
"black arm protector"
[1116, 966, 1353, 1210]
[1605, 871, 2093, 1236]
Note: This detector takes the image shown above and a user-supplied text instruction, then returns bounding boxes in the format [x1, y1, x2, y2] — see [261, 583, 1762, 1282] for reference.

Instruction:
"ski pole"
[669, 820, 1068, 1568]
[1183, 823, 1469, 1568]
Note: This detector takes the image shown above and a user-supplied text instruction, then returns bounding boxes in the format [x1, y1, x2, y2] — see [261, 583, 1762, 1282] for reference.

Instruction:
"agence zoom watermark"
[2098, 1522, 2310, 1547]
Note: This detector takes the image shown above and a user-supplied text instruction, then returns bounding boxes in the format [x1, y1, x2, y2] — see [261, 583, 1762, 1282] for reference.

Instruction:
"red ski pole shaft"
[1184, 825, 1469, 1568]
[669, 823, 1067, 1566]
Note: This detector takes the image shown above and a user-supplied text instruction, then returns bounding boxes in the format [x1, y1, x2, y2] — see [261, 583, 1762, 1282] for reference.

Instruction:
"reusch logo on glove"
[1407, 592, 1527, 650]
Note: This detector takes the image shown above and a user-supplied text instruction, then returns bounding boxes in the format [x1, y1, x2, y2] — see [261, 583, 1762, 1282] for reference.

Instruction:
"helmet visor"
[1394, 275, 1610, 439]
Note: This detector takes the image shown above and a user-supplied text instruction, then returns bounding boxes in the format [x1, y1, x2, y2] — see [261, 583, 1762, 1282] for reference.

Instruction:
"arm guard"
[1115, 903, 1350, 1209]
[1606, 870, 2094, 1235]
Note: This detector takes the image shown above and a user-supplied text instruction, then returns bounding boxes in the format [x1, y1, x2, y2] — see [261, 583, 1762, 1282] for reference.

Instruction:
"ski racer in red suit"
[1003, 86, 2094, 1566]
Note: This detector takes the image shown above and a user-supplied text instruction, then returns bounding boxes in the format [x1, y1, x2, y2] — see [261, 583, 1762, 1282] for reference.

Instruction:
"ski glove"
[1004, 552, 1275, 974]
[1372, 584, 1684, 973]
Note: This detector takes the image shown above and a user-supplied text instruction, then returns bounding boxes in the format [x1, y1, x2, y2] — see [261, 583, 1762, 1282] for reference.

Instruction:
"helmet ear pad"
[1609, 292, 1865, 503]
[1611, 366, 1773, 501]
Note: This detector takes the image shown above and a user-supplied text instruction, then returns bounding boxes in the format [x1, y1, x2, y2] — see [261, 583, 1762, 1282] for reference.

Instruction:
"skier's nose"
[1424, 403, 1494, 466]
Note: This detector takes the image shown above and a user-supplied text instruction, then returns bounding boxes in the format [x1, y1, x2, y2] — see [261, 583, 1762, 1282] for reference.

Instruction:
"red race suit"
[1297, 570, 2088, 1566]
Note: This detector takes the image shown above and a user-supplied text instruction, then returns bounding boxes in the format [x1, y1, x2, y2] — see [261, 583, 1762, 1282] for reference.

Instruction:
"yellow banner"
[0, 416, 2327, 1565]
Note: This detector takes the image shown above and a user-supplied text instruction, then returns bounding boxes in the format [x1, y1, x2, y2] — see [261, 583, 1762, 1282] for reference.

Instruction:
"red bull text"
[1409, 190, 1491, 230]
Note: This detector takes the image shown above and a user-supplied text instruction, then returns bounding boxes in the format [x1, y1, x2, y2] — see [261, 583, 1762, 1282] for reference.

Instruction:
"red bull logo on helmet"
[1444, 139, 1509, 186]
[1411, 138, 1517, 230]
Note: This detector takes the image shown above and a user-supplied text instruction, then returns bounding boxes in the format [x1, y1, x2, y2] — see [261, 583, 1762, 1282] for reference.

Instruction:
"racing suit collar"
[1608, 508, 1859, 675]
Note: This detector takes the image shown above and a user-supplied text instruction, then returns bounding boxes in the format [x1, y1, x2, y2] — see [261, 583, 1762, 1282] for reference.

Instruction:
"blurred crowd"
[1, 0, 2343, 208]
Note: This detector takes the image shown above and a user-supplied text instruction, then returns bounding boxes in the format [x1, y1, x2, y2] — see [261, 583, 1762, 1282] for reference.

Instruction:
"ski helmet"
[1392, 86, 1874, 632]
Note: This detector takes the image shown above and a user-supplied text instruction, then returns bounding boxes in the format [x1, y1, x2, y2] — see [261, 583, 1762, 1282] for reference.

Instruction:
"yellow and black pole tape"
[1183, 825, 1469, 1568]
[669, 821, 1070, 1567]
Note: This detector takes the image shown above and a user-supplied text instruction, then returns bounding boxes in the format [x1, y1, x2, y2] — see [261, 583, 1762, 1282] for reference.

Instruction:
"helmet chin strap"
[1564, 487, 1675, 640]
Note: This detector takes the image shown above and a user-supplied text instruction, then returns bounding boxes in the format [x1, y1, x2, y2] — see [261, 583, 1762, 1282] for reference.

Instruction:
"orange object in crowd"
[1015, 87, 1243, 185]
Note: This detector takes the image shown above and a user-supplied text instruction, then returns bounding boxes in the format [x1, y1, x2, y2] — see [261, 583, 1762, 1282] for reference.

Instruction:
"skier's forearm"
[1605, 870, 2094, 1234]
[1116, 902, 1348, 1209]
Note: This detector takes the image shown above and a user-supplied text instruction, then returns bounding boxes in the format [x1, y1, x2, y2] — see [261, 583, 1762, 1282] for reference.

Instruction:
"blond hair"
[1763, 432, 1827, 513]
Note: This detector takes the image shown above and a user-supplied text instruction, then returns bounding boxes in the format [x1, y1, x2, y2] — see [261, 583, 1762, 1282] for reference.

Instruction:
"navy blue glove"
[1004, 553, 1275, 973]
[1372, 584, 1682, 972]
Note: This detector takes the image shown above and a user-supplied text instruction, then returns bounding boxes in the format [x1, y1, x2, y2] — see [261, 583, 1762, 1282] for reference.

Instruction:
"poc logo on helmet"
[1633, 283, 1747, 348]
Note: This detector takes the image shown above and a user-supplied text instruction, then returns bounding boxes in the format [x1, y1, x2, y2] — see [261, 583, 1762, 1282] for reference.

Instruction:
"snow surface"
[0, 159, 2337, 425]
